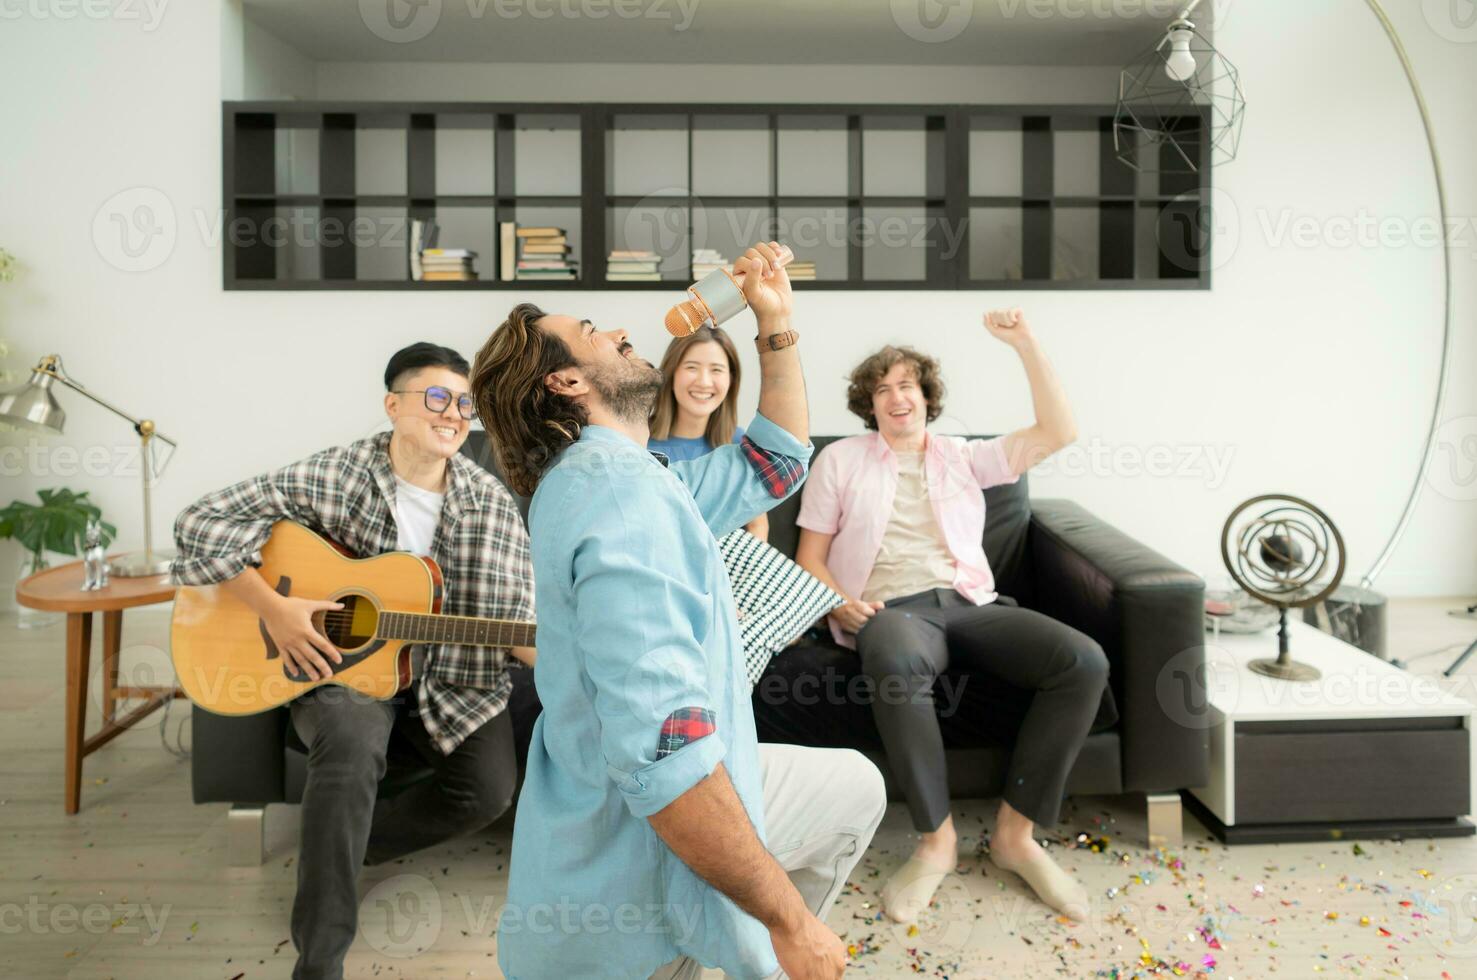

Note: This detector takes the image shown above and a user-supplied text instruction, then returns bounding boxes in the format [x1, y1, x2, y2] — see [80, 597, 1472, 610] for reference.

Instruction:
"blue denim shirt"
[498, 413, 812, 980]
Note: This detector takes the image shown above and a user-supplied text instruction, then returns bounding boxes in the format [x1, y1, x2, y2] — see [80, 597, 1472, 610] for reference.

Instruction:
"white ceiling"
[243, 0, 1214, 66]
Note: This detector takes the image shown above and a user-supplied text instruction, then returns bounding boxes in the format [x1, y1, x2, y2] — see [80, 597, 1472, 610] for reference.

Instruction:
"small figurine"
[81, 518, 109, 591]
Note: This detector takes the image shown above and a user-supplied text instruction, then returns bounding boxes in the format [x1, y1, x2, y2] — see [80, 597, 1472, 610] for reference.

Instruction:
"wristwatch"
[756, 329, 799, 353]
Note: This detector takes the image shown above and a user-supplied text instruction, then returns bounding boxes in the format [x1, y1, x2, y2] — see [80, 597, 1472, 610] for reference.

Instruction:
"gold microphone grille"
[664, 298, 710, 337]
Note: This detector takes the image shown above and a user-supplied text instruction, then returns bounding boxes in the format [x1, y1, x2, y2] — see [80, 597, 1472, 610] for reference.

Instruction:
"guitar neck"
[377, 611, 535, 649]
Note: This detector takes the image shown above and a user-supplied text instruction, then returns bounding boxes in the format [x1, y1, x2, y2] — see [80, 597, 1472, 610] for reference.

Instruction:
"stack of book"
[509, 225, 577, 281]
[786, 260, 817, 282]
[606, 249, 661, 282]
[409, 217, 439, 280]
[691, 248, 729, 280]
[420, 248, 478, 281]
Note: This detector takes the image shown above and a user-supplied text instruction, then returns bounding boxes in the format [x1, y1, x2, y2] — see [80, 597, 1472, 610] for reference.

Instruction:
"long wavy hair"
[846, 345, 946, 431]
[470, 303, 585, 497]
[648, 326, 743, 448]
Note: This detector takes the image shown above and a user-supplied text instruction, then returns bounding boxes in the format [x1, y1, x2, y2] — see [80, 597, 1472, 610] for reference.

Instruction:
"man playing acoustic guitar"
[171, 343, 535, 980]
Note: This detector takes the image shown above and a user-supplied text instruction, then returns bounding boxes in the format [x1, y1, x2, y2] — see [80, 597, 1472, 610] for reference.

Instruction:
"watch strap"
[757, 329, 799, 353]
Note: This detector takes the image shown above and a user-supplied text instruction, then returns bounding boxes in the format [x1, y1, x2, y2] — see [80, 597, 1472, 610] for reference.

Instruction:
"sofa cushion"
[717, 529, 845, 688]
[463, 431, 531, 524]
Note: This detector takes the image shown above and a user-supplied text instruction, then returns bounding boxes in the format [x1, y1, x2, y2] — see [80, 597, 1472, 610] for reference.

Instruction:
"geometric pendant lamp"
[1114, 1, 1245, 173]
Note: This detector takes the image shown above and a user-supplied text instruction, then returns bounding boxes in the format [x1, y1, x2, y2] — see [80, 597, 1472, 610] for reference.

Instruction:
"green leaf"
[16, 522, 44, 555]
[63, 512, 86, 554]
[0, 488, 121, 556]
[45, 518, 72, 556]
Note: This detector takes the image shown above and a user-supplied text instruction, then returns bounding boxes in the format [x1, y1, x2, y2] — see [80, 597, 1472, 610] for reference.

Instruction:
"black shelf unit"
[223, 102, 1211, 291]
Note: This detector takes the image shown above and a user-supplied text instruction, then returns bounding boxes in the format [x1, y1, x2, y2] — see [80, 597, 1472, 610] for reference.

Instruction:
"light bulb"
[1164, 27, 1196, 82]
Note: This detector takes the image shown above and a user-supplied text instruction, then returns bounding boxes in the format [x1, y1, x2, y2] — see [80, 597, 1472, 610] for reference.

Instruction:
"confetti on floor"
[826, 796, 1477, 978]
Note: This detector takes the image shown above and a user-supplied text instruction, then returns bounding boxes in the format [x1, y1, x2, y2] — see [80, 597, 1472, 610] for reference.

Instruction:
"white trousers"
[649, 744, 888, 980]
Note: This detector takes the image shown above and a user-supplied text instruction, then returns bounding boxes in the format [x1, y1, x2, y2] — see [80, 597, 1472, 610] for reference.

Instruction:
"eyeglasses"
[393, 386, 476, 420]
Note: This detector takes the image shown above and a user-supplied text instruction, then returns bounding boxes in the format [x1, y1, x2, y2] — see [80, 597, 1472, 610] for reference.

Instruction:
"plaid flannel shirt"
[170, 431, 535, 755]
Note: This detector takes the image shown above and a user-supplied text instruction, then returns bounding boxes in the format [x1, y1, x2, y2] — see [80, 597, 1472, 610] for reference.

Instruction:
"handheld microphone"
[664, 244, 795, 337]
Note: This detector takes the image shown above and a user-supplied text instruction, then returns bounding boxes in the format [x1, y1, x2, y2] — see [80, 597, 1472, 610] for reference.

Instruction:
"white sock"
[880, 853, 954, 923]
[990, 848, 1090, 921]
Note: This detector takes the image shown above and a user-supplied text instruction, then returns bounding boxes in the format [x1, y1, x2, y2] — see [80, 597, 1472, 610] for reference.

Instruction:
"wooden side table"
[1186, 619, 1474, 843]
[15, 559, 182, 814]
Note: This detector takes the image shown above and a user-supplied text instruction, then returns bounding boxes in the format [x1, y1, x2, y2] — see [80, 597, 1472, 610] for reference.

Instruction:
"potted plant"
[0, 488, 117, 629]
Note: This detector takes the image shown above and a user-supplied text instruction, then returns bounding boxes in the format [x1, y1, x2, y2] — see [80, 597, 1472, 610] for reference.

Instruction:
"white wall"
[1, 2, 1473, 617]
[241, 15, 315, 100]
[222, 0, 316, 102]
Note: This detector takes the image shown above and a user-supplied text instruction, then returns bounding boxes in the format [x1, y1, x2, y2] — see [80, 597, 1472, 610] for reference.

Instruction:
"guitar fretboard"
[378, 612, 535, 648]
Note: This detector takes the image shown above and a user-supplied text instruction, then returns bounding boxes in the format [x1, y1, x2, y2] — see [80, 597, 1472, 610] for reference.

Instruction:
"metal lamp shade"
[0, 369, 67, 434]
[0, 356, 177, 578]
[1113, 21, 1245, 174]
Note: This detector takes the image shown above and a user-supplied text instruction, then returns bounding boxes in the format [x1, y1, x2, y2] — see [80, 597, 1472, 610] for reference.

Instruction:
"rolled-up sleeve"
[670, 412, 812, 536]
[608, 730, 728, 819]
[567, 480, 725, 818]
[740, 412, 810, 465]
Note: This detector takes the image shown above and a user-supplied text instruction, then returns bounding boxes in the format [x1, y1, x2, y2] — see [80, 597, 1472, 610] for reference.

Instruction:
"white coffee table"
[1184, 618, 1475, 844]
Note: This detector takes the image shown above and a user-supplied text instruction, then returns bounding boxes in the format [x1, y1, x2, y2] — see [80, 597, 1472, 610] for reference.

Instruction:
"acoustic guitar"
[171, 520, 535, 716]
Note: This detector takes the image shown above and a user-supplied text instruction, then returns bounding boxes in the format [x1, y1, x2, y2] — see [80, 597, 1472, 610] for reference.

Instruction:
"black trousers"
[855, 588, 1108, 833]
[287, 682, 516, 980]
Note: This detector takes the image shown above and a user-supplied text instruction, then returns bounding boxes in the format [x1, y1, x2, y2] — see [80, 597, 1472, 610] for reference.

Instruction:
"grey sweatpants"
[649, 743, 887, 980]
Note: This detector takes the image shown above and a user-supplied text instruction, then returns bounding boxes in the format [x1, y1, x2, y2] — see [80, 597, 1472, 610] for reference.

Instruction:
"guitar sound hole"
[317, 593, 378, 650]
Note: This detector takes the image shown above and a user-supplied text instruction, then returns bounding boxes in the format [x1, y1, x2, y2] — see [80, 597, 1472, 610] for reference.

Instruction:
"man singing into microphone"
[472, 241, 885, 980]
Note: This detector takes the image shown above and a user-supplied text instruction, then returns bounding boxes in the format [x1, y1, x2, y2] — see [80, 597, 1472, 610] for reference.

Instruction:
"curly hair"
[845, 345, 946, 431]
[648, 326, 743, 448]
[470, 303, 586, 497]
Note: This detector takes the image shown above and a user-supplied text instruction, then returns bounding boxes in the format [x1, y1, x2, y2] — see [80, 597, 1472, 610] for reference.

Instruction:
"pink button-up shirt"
[796, 431, 1020, 649]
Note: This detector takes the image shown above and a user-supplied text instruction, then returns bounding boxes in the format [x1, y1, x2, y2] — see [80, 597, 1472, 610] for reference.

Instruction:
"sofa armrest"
[190, 704, 292, 805]
[1027, 498, 1208, 794]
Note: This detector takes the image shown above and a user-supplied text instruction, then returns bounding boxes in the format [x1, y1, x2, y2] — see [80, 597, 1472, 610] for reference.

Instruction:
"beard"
[586, 353, 663, 426]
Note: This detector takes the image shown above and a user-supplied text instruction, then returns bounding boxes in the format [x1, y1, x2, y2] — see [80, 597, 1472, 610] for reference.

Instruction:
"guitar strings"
[318, 611, 528, 628]
[318, 613, 525, 632]
[316, 610, 528, 642]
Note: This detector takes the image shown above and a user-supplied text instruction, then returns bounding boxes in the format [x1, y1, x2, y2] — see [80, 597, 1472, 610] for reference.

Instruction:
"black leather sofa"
[190, 432, 1207, 862]
[750, 439, 1208, 836]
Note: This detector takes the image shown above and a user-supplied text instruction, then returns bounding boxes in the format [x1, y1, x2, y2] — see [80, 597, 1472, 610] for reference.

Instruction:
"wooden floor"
[3, 598, 1476, 978]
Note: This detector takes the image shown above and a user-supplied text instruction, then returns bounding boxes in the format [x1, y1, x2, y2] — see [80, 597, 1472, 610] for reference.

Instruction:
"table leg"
[101, 610, 122, 725]
[64, 611, 94, 816]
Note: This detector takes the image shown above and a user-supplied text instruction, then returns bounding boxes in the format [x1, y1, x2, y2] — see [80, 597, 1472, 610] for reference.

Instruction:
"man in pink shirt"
[795, 309, 1109, 925]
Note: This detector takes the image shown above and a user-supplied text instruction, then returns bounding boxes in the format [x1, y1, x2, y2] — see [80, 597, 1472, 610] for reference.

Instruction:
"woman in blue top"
[649, 325, 768, 540]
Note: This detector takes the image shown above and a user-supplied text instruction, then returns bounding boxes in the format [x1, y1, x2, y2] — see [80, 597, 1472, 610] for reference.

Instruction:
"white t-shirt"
[393, 474, 445, 556]
[860, 450, 958, 603]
